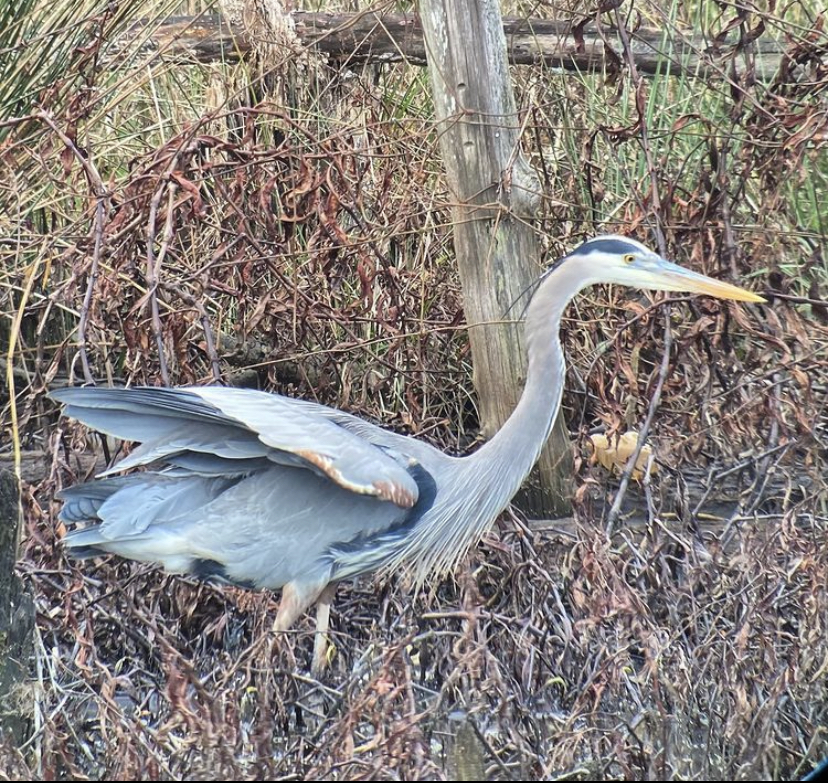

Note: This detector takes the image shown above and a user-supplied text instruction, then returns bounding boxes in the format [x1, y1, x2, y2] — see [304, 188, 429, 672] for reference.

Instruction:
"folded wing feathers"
[96, 423, 270, 476]
[52, 386, 419, 508]
[62, 474, 238, 541]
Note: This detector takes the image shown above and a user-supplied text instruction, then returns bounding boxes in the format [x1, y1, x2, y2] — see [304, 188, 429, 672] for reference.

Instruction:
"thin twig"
[606, 313, 673, 534]
[37, 111, 110, 384]
[145, 182, 170, 385]
[157, 280, 223, 382]
[720, 370, 783, 548]
[612, 7, 666, 254]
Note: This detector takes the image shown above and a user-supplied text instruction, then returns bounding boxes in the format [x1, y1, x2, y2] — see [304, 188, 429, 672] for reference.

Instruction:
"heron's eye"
[623, 253, 636, 264]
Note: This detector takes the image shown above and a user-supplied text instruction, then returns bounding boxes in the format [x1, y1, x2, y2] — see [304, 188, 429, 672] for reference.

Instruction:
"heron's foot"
[267, 627, 298, 672]
[311, 628, 337, 676]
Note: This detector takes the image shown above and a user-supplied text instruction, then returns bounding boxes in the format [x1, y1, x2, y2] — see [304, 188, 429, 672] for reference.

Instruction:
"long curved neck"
[394, 258, 592, 580]
[470, 259, 587, 498]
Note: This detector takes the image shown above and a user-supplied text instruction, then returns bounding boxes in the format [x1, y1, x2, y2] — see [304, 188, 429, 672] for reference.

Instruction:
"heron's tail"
[58, 475, 142, 558]
[57, 471, 239, 568]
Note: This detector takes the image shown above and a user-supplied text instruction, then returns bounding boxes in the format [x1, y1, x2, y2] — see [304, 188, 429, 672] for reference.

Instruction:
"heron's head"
[562, 235, 764, 302]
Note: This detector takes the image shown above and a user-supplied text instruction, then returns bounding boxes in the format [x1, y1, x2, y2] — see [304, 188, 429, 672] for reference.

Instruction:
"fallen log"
[132, 12, 785, 81]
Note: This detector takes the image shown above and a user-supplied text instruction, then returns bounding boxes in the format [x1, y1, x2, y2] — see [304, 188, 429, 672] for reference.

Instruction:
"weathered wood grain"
[419, 0, 573, 516]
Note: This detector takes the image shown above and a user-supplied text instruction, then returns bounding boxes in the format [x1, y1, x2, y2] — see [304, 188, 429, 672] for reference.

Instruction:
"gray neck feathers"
[389, 256, 584, 581]
[472, 258, 582, 494]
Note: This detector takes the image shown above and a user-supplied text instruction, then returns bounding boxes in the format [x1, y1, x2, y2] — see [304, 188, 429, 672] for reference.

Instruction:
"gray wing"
[278, 396, 448, 465]
[52, 386, 437, 591]
[51, 386, 420, 507]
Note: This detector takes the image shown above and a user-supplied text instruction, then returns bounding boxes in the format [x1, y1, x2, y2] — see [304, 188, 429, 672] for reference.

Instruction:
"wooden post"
[419, 0, 572, 516]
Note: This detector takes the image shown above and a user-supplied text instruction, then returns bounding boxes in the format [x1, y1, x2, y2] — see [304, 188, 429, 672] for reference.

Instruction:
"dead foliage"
[1, 0, 826, 779]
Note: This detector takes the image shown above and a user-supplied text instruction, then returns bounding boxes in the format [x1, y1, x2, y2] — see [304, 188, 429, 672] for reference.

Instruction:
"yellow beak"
[654, 259, 765, 303]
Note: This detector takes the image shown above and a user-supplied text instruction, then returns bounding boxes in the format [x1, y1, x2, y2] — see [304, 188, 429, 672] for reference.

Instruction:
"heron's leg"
[311, 584, 337, 676]
[273, 580, 326, 632]
[273, 580, 338, 673]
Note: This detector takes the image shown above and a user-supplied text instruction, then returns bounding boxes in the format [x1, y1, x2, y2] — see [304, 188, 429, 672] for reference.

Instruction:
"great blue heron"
[52, 235, 763, 672]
